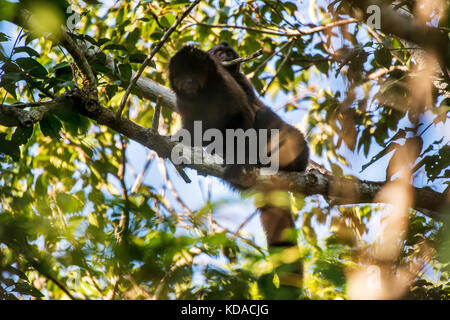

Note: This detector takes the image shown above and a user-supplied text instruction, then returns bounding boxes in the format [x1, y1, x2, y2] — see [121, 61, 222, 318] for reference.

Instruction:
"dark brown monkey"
[169, 45, 309, 257]
[207, 42, 309, 248]
[168, 45, 256, 185]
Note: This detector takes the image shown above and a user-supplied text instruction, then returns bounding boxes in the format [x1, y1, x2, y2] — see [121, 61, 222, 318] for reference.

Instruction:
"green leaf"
[118, 63, 132, 81]
[129, 53, 147, 63]
[0, 80, 17, 100]
[0, 32, 10, 42]
[52, 61, 70, 70]
[125, 28, 141, 49]
[40, 115, 62, 139]
[13, 46, 40, 57]
[161, 13, 176, 28]
[55, 109, 90, 136]
[11, 126, 33, 146]
[374, 47, 392, 69]
[106, 84, 118, 99]
[15, 57, 48, 78]
[0, 133, 20, 161]
[313, 260, 346, 287]
[13, 282, 44, 298]
[55, 192, 82, 213]
[103, 44, 128, 52]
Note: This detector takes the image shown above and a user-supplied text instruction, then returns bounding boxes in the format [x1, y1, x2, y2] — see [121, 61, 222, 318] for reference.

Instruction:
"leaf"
[106, 84, 118, 100]
[13, 46, 40, 57]
[0, 132, 20, 161]
[35, 174, 48, 196]
[125, 28, 141, 49]
[40, 115, 62, 139]
[161, 13, 176, 27]
[15, 57, 48, 78]
[55, 109, 90, 135]
[118, 63, 132, 81]
[374, 47, 392, 69]
[103, 44, 128, 52]
[52, 61, 70, 70]
[11, 126, 33, 146]
[55, 192, 82, 213]
[0, 32, 10, 42]
[13, 281, 44, 298]
[129, 53, 147, 63]
[313, 260, 346, 287]
[0, 80, 17, 100]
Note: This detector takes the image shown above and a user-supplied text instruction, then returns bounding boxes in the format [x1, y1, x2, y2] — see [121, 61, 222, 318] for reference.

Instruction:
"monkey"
[207, 42, 310, 248]
[168, 45, 256, 185]
[207, 42, 258, 106]
[208, 42, 309, 172]
[168, 45, 308, 275]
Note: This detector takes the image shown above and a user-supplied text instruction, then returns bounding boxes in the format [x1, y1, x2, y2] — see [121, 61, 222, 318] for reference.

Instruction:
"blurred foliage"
[0, 0, 449, 299]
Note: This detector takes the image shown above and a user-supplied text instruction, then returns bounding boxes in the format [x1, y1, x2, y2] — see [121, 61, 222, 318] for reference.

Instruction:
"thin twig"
[58, 45, 80, 89]
[115, 136, 130, 244]
[61, 30, 97, 93]
[0, 101, 52, 108]
[248, 40, 292, 79]
[159, 158, 191, 214]
[116, 0, 201, 118]
[365, 65, 409, 81]
[151, 97, 162, 132]
[131, 152, 155, 193]
[232, 209, 259, 239]
[44, 272, 77, 300]
[222, 49, 263, 67]
[261, 40, 295, 95]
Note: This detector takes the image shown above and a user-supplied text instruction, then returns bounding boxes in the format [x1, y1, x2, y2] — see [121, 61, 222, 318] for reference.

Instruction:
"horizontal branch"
[1, 93, 447, 219]
[0, 96, 68, 127]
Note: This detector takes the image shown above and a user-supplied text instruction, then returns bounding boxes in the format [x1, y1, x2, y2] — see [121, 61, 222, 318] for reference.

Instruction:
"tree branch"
[2, 93, 447, 219]
[222, 49, 263, 67]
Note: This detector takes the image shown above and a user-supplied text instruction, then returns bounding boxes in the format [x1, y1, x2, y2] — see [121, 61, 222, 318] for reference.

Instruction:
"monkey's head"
[169, 46, 217, 96]
[207, 41, 240, 73]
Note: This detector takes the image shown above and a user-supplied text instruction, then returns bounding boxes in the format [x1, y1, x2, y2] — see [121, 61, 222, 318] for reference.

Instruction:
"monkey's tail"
[259, 206, 304, 288]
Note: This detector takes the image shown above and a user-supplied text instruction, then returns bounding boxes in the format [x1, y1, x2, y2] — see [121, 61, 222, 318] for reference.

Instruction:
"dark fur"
[207, 42, 309, 254]
[169, 45, 308, 253]
[208, 42, 309, 173]
[169, 46, 256, 186]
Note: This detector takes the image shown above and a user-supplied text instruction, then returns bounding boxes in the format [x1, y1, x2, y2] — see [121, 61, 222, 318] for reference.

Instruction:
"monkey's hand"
[224, 164, 257, 189]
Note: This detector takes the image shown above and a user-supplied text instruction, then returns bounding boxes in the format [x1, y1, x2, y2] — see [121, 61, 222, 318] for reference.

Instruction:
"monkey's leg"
[257, 194, 304, 298]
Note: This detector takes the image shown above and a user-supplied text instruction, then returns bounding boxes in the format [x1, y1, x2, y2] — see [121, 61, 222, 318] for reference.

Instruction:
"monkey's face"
[169, 46, 215, 96]
[208, 41, 240, 62]
[207, 42, 240, 74]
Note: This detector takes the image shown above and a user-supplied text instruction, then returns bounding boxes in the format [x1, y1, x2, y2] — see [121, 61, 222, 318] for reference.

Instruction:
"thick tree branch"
[2, 93, 447, 219]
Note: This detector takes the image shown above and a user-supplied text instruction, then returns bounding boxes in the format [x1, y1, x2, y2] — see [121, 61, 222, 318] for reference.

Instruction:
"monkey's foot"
[224, 164, 257, 189]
